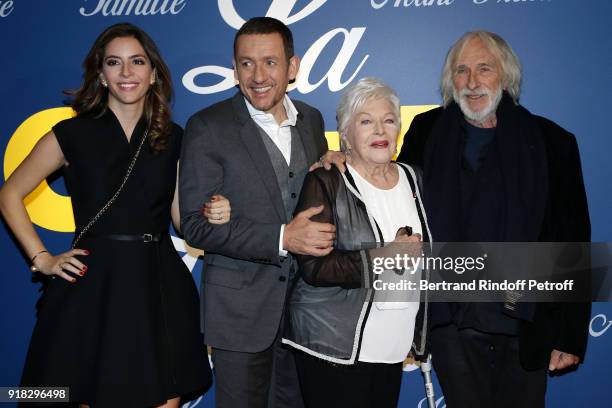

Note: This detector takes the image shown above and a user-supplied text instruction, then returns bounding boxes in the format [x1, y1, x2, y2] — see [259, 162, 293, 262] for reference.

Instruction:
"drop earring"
[340, 137, 352, 157]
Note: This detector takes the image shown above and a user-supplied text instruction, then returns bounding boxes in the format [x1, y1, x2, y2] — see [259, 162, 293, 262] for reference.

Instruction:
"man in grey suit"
[179, 17, 335, 408]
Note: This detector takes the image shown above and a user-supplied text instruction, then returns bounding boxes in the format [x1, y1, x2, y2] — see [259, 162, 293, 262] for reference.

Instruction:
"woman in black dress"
[0, 23, 226, 407]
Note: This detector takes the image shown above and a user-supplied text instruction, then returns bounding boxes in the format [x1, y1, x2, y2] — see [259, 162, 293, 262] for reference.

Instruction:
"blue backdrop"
[1, 1, 611, 406]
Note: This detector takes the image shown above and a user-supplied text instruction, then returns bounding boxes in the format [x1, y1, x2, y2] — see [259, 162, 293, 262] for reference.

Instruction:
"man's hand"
[309, 150, 347, 172]
[549, 349, 580, 371]
[283, 205, 336, 256]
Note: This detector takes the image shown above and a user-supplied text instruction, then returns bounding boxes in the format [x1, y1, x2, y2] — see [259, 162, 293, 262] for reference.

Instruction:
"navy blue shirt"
[463, 120, 495, 171]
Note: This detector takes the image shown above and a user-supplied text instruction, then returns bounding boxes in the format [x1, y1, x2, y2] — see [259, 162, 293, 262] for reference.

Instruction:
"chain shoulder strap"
[72, 129, 149, 248]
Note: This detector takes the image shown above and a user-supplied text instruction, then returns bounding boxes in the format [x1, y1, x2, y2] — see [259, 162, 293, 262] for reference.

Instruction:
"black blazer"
[397, 101, 591, 370]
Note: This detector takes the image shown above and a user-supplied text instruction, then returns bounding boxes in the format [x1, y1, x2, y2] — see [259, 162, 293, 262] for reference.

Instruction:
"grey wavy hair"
[336, 77, 401, 150]
[440, 31, 522, 107]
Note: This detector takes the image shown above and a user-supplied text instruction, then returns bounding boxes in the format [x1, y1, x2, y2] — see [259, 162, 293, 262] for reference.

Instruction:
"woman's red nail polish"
[71, 278, 77, 283]
[83, 266, 88, 271]
[79, 272, 85, 276]
[84, 250, 90, 255]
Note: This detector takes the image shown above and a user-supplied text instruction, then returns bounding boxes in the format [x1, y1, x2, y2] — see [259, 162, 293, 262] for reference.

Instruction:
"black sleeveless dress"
[20, 109, 211, 407]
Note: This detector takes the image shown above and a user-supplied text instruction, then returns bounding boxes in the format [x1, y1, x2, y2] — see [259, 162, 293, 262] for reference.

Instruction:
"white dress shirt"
[245, 95, 298, 165]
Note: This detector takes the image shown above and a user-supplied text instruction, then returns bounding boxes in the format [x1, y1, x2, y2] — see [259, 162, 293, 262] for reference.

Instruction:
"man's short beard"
[453, 86, 502, 124]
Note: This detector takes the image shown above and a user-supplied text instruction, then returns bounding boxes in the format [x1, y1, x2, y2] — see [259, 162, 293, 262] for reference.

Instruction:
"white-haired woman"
[282, 77, 431, 408]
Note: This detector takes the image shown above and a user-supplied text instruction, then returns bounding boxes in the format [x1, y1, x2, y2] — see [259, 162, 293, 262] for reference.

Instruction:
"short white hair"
[440, 31, 522, 106]
[336, 77, 401, 140]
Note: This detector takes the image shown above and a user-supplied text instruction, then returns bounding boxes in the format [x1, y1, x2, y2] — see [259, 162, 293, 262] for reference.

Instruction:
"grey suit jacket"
[179, 92, 328, 352]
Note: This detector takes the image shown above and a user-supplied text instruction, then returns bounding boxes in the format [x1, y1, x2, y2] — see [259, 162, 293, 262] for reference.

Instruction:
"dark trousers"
[211, 335, 303, 408]
[294, 351, 403, 408]
[430, 324, 547, 408]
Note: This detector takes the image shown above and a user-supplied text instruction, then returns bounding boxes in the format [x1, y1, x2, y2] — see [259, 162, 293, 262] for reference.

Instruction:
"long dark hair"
[68, 23, 173, 151]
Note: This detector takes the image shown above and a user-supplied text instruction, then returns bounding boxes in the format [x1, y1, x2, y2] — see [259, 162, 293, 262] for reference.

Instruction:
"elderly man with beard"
[395, 31, 591, 407]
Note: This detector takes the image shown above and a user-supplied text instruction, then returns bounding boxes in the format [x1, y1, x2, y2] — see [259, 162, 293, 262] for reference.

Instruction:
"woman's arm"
[0, 131, 87, 282]
[294, 171, 367, 289]
[296, 170, 423, 289]
[171, 162, 232, 232]
[171, 162, 181, 232]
